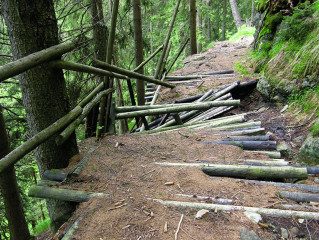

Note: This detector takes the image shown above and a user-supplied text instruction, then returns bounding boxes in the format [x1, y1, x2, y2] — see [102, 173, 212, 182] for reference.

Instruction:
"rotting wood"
[49, 60, 127, 79]
[204, 140, 277, 150]
[245, 150, 281, 159]
[115, 100, 240, 119]
[56, 89, 113, 146]
[93, 60, 175, 88]
[0, 106, 82, 173]
[68, 146, 97, 177]
[152, 199, 319, 220]
[239, 179, 319, 193]
[0, 40, 79, 82]
[28, 185, 108, 202]
[43, 169, 67, 181]
[61, 216, 83, 240]
[279, 191, 319, 203]
[176, 193, 233, 205]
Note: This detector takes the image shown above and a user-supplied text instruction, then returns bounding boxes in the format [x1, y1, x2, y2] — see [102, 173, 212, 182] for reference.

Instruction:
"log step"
[201, 141, 277, 150]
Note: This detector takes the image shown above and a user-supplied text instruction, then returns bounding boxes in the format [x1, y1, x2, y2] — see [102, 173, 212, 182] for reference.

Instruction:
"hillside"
[38, 39, 319, 240]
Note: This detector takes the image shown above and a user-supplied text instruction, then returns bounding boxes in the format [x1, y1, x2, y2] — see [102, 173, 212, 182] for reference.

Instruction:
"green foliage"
[229, 25, 256, 42]
[235, 61, 252, 75]
[311, 122, 319, 136]
[31, 218, 50, 236]
[289, 86, 319, 115]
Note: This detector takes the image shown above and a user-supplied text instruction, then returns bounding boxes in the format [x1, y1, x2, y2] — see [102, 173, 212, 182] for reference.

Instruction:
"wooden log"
[37, 180, 62, 186]
[115, 100, 240, 119]
[43, 169, 67, 181]
[69, 147, 96, 177]
[239, 179, 319, 193]
[0, 106, 83, 173]
[239, 159, 288, 166]
[211, 121, 262, 131]
[115, 100, 239, 113]
[279, 191, 319, 203]
[136, 114, 246, 134]
[49, 60, 127, 79]
[215, 128, 266, 136]
[145, 92, 154, 96]
[56, 89, 113, 146]
[28, 185, 108, 202]
[0, 40, 79, 82]
[152, 199, 319, 220]
[222, 135, 270, 142]
[172, 114, 183, 125]
[206, 140, 277, 150]
[93, 60, 175, 88]
[174, 94, 204, 103]
[176, 193, 233, 205]
[245, 150, 281, 159]
[133, 44, 163, 72]
[165, 70, 235, 80]
[202, 165, 307, 179]
[230, 79, 259, 99]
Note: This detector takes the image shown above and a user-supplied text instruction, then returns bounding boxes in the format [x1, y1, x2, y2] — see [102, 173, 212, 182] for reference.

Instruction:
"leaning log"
[152, 199, 319, 220]
[78, 82, 104, 107]
[202, 165, 307, 179]
[0, 106, 83, 173]
[49, 60, 128, 79]
[166, 38, 189, 73]
[206, 140, 277, 150]
[56, 89, 113, 146]
[0, 40, 79, 82]
[93, 60, 175, 88]
[279, 191, 319, 203]
[28, 185, 108, 202]
[115, 100, 240, 119]
[133, 45, 163, 72]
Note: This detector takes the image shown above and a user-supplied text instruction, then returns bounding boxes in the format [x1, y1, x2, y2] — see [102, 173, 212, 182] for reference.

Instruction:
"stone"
[277, 141, 291, 157]
[281, 228, 289, 239]
[289, 227, 299, 237]
[239, 227, 261, 240]
[195, 209, 210, 219]
[294, 129, 319, 165]
[294, 136, 305, 143]
[244, 211, 262, 224]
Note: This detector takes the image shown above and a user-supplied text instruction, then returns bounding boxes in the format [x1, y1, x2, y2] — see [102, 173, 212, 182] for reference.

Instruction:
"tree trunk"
[2, 0, 79, 233]
[132, 0, 145, 106]
[222, 0, 227, 40]
[229, 0, 243, 29]
[0, 105, 30, 240]
[196, 0, 202, 52]
[279, 191, 319, 203]
[87, 0, 107, 138]
[190, 0, 197, 54]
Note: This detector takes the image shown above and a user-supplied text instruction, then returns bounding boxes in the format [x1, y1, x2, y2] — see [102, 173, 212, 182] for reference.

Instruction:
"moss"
[311, 123, 319, 137]
[259, 12, 283, 39]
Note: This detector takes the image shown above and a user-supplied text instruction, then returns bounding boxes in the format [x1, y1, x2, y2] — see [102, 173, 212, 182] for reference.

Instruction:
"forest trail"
[46, 39, 319, 240]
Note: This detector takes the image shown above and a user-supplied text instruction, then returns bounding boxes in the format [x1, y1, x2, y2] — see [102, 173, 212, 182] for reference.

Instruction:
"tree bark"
[87, 0, 107, 138]
[132, 0, 145, 106]
[229, 0, 243, 29]
[279, 191, 319, 203]
[196, 0, 202, 52]
[0, 105, 30, 240]
[190, 0, 198, 54]
[2, 0, 79, 232]
[222, 0, 227, 40]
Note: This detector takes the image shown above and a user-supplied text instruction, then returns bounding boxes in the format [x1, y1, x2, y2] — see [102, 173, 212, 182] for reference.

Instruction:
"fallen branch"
[152, 199, 319, 220]
[175, 214, 183, 240]
[176, 193, 233, 204]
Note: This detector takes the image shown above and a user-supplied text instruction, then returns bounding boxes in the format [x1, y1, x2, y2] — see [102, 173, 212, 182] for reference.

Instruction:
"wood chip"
[164, 222, 168, 233]
[165, 182, 174, 186]
[258, 222, 269, 228]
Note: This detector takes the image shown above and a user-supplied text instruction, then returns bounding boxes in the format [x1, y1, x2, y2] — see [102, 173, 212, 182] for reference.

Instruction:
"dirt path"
[46, 40, 319, 240]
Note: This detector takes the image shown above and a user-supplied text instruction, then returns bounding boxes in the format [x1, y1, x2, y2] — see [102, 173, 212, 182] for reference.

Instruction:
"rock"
[281, 228, 289, 239]
[195, 209, 210, 219]
[294, 126, 319, 165]
[289, 227, 299, 237]
[294, 136, 305, 143]
[239, 227, 261, 240]
[277, 142, 291, 157]
[244, 211, 262, 224]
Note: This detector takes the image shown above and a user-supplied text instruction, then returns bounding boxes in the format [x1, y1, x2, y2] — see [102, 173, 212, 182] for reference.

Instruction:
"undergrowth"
[229, 25, 255, 42]
[31, 218, 50, 236]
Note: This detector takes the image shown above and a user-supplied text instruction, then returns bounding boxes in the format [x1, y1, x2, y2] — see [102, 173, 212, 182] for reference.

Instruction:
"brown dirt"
[41, 39, 319, 240]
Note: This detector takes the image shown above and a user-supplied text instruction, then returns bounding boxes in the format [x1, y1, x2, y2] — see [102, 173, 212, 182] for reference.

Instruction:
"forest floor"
[43, 38, 319, 240]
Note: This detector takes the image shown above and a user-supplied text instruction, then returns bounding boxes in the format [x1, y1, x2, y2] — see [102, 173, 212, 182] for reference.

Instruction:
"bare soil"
[41, 39, 319, 240]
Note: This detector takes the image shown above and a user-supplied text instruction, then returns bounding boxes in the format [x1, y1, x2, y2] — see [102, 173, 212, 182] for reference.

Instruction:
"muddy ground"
[41, 39, 319, 240]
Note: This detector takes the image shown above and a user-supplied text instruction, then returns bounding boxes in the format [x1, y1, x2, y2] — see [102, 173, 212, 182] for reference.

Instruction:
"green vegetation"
[229, 24, 256, 42]
[31, 218, 51, 236]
